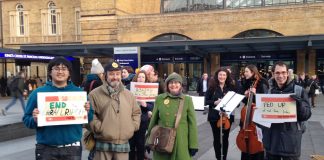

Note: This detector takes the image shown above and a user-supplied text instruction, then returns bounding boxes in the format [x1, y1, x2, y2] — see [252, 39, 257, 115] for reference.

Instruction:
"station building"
[1, 0, 324, 88]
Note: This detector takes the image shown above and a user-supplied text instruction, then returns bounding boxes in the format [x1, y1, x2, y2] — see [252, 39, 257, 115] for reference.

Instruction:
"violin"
[236, 78, 263, 154]
[216, 115, 230, 130]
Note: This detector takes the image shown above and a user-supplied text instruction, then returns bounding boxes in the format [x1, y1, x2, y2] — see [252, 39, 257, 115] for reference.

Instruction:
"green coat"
[147, 93, 199, 160]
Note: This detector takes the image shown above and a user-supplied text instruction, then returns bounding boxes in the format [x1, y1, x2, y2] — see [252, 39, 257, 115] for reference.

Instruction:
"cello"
[236, 79, 263, 155]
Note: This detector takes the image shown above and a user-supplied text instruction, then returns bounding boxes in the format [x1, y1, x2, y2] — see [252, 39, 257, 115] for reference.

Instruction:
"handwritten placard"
[130, 82, 159, 102]
[37, 92, 88, 126]
[254, 94, 297, 125]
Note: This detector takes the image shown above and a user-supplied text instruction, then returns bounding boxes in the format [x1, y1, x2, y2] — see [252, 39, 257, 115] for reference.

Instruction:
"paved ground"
[0, 94, 324, 160]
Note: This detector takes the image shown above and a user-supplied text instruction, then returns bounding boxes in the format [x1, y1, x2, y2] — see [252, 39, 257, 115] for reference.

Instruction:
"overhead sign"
[114, 47, 140, 69]
[37, 92, 88, 126]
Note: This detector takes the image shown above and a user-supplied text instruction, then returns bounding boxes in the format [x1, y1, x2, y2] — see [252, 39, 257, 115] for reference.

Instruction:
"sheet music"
[215, 91, 245, 115]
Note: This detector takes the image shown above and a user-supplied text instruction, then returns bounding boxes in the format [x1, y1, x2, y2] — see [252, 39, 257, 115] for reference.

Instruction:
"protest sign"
[253, 94, 297, 126]
[130, 82, 159, 102]
[37, 92, 88, 126]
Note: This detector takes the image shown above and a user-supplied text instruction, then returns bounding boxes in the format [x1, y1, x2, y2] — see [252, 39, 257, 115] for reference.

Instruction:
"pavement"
[0, 94, 324, 160]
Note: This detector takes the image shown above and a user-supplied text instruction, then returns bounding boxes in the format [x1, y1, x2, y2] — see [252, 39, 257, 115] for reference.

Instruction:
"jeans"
[5, 95, 25, 112]
[35, 144, 82, 160]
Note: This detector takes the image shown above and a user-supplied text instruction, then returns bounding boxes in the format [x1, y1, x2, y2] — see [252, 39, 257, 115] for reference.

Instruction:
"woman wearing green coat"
[146, 72, 199, 160]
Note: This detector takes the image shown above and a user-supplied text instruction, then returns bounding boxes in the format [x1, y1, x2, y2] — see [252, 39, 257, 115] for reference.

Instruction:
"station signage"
[0, 53, 55, 60]
[142, 54, 203, 63]
[114, 47, 140, 69]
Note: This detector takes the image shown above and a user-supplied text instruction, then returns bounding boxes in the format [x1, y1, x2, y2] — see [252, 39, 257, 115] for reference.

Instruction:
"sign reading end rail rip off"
[253, 94, 297, 125]
[37, 92, 88, 127]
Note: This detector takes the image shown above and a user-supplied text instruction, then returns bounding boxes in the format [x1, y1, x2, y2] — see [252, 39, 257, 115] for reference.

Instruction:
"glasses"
[52, 67, 68, 72]
[274, 71, 288, 76]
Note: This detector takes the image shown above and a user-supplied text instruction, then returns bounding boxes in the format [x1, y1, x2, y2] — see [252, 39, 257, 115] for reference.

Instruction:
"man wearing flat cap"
[88, 61, 141, 160]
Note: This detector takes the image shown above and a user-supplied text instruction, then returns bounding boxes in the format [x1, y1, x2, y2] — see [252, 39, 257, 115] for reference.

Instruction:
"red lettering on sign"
[261, 97, 293, 102]
[45, 96, 59, 102]
[135, 85, 158, 89]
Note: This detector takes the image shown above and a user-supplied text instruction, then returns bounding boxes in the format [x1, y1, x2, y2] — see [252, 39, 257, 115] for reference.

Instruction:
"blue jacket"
[22, 81, 94, 145]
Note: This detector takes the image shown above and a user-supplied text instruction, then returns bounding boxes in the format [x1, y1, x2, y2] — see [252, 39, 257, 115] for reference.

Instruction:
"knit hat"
[91, 58, 104, 74]
[140, 65, 154, 74]
[165, 72, 182, 85]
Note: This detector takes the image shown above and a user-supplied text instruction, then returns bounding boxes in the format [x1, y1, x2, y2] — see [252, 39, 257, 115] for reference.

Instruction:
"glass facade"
[162, 0, 323, 13]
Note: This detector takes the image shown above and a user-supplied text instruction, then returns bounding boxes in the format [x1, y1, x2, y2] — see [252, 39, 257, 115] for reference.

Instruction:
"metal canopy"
[20, 34, 324, 57]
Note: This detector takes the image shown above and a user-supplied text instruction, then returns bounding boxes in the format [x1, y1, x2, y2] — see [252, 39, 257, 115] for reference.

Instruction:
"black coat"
[260, 78, 311, 157]
[205, 84, 236, 122]
[240, 77, 269, 104]
[196, 78, 209, 96]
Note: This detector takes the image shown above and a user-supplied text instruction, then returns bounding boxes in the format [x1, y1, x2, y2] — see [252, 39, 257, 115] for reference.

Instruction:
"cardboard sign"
[253, 94, 297, 126]
[37, 92, 88, 126]
[130, 82, 159, 102]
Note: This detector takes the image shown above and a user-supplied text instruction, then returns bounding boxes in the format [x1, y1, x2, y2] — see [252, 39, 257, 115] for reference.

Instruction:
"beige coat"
[89, 82, 141, 144]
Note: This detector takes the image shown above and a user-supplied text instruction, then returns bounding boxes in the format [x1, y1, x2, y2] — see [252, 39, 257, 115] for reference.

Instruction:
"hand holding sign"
[33, 108, 39, 123]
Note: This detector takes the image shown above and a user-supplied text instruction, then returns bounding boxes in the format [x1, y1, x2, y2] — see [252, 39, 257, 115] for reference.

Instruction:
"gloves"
[145, 145, 151, 154]
[189, 148, 198, 157]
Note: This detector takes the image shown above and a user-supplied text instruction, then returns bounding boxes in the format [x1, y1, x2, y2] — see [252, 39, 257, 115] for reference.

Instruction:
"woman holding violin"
[237, 64, 269, 160]
[205, 68, 236, 160]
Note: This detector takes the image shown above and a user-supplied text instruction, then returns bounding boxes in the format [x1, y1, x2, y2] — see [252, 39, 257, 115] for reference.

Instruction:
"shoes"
[1, 109, 6, 116]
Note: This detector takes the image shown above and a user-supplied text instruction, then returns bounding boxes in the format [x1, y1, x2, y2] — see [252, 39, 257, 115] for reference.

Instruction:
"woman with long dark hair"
[239, 64, 268, 160]
[205, 68, 236, 160]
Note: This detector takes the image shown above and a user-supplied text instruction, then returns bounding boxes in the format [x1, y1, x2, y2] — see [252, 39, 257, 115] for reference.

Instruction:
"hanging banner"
[37, 92, 88, 126]
[114, 47, 140, 70]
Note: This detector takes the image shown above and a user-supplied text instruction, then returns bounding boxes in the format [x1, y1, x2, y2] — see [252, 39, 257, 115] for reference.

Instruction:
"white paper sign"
[37, 92, 88, 126]
[130, 82, 159, 102]
[215, 91, 245, 115]
[190, 96, 205, 110]
[253, 94, 297, 127]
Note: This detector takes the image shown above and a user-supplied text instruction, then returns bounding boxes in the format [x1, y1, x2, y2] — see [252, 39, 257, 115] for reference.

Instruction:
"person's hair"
[245, 64, 262, 80]
[132, 70, 148, 82]
[47, 56, 72, 81]
[272, 61, 288, 73]
[208, 67, 234, 92]
[122, 66, 134, 74]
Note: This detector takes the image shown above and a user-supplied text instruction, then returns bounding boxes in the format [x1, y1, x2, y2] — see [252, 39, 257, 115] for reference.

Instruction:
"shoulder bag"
[146, 96, 185, 153]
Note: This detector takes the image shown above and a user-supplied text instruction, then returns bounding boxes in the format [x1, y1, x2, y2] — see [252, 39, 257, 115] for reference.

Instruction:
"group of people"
[22, 56, 199, 160]
[203, 62, 312, 160]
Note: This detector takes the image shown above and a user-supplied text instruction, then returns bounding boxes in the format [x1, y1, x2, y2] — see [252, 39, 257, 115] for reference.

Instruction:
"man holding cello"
[259, 61, 311, 160]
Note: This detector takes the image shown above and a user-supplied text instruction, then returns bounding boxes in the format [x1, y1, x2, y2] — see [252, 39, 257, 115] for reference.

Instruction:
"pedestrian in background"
[1, 71, 26, 116]
[89, 61, 141, 160]
[196, 73, 209, 96]
[121, 66, 135, 86]
[307, 74, 320, 108]
[146, 72, 198, 160]
[23, 56, 93, 160]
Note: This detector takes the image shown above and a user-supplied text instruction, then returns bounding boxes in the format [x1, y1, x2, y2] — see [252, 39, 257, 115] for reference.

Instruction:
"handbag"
[83, 130, 95, 150]
[146, 97, 184, 153]
[315, 89, 320, 95]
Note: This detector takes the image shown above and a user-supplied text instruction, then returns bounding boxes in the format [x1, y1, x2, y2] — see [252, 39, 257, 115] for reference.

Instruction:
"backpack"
[8, 77, 20, 92]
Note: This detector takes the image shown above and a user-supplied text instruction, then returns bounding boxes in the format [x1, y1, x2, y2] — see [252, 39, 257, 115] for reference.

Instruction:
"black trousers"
[266, 152, 299, 160]
[241, 151, 264, 160]
[129, 121, 148, 160]
[35, 144, 82, 160]
[209, 121, 231, 160]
